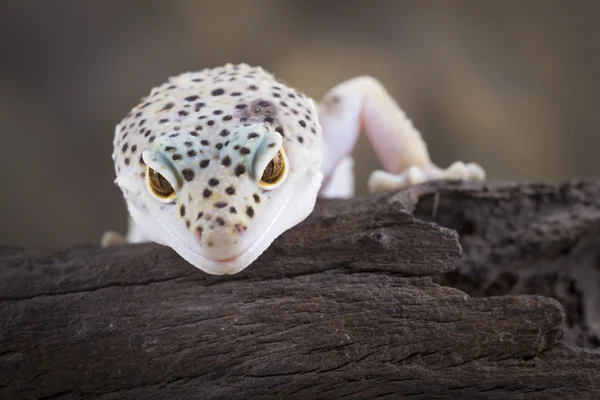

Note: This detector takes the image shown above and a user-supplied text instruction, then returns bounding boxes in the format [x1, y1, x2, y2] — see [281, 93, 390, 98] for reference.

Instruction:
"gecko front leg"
[317, 76, 485, 197]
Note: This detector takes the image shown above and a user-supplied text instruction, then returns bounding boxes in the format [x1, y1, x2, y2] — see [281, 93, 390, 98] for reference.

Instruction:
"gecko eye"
[258, 147, 288, 190]
[147, 167, 176, 202]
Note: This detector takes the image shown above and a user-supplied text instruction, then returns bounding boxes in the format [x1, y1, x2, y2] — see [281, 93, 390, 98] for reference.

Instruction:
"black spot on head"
[195, 102, 205, 112]
[160, 102, 175, 111]
[131, 145, 137, 153]
[248, 85, 258, 91]
[196, 212, 204, 220]
[169, 133, 180, 138]
[203, 189, 212, 198]
[230, 92, 242, 96]
[201, 140, 209, 146]
[200, 159, 210, 168]
[207, 120, 214, 126]
[248, 132, 259, 139]
[235, 164, 246, 176]
[253, 193, 261, 203]
[229, 207, 237, 214]
[211, 88, 225, 96]
[264, 117, 274, 123]
[240, 147, 251, 155]
[298, 136, 304, 144]
[209, 178, 219, 187]
[299, 120, 307, 127]
[138, 119, 146, 126]
[144, 130, 151, 137]
[149, 136, 156, 143]
[182, 169, 195, 181]
[223, 115, 232, 121]
[216, 217, 226, 226]
[186, 220, 191, 228]
[213, 110, 223, 115]
[214, 202, 227, 209]
[258, 100, 270, 107]
[184, 141, 193, 147]
[220, 129, 230, 137]
[165, 146, 176, 152]
[159, 118, 169, 124]
[268, 143, 276, 148]
[215, 143, 223, 150]
[124, 158, 130, 165]
[234, 145, 240, 150]
[187, 150, 197, 157]
[122, 143, 129, 152]
[179, 205, 186, 217]
[185, 95, 199, 102]
[221, 156, 232, 166]
[235, 104, 247, 109]
[226, 186, 236, 195]
[246, 206, 254, 218]
[172, 154, 182, 161]
[190, 131, 198, 137]
[178, 110, 189, 117]
[311, 127, 317, 134]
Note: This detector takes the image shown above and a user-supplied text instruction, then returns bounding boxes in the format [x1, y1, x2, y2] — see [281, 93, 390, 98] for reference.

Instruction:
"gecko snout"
[189, 218, 253, 261]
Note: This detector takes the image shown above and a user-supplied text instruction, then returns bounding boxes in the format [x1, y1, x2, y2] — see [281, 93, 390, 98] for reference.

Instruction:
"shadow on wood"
[1, 180, 599, 399]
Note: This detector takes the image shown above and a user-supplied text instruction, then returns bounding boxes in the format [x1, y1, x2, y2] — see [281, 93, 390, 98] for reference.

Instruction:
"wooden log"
[1, 180, 599, 399]
[409, 180, 600, 349]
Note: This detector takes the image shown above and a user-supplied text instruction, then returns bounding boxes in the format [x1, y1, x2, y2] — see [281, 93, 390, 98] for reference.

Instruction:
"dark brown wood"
[409, 180, 600, 349]
[1, 180, 599, 399]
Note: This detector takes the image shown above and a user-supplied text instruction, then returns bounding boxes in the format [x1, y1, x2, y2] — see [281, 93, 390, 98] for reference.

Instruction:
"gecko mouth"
[127, 162, 323, 275]
[144, 185, 294, 274]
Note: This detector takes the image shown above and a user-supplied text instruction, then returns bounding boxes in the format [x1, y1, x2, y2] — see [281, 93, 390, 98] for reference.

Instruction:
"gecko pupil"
[148, 168, 174, 197]
[260, 150, 284, 184]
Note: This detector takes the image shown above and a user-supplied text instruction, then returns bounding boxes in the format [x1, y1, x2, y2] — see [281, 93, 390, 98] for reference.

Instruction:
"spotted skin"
[108, 63, 486, 275]
[111, 64, 323, 274]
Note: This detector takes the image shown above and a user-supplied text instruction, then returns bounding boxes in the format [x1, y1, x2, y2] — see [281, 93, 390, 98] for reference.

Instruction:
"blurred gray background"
[1, 0, 599, 249]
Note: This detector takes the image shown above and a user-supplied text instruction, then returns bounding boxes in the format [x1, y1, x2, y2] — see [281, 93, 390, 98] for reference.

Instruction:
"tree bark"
[1, 180, 599, 399]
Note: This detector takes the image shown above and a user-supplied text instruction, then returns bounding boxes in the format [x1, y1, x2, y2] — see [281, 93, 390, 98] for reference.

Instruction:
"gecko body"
[106, 64, 485, 275]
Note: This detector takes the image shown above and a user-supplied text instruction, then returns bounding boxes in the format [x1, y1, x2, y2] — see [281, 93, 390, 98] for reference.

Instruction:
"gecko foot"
[101, 230, 127, 247]
[367, 161, 486, 193]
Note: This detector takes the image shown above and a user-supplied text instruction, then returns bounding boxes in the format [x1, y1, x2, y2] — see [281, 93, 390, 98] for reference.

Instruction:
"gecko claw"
[101, 230, 126, 247]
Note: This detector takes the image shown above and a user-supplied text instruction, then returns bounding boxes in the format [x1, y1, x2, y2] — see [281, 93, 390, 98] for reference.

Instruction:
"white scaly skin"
[104, 64, 485, 275]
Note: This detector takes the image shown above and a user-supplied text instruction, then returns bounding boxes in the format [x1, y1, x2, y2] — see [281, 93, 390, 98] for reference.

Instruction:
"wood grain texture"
[1, 180, 599, 399]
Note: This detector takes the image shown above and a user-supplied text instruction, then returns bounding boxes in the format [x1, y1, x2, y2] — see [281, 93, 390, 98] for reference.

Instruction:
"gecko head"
[117, 124, 322, 275]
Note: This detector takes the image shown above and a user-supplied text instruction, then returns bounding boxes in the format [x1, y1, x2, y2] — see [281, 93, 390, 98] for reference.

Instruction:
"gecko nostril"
[234, 224, 247, 235]
[196, 227, 204, 243]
